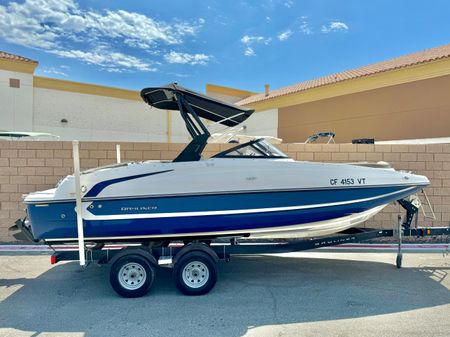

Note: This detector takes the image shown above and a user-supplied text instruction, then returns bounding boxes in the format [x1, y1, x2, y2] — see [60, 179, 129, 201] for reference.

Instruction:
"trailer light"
[50, 255, 57, 264]
[427, 229, 431, 235]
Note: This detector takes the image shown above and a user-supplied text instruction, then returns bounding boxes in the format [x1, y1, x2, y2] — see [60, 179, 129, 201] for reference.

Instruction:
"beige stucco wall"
[206, 89, 279, 137]
[0, 69, 34, 132]
[206, 91, 244, 104]
[242, 108, 278, 138]
[0, 71, 195, 143]
[33, 87, 179, 142]
[1, 75, 277, 143]
[278, 75, 450, 143]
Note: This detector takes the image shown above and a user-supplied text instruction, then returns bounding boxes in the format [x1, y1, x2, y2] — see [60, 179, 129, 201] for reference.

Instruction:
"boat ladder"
[419, 189, 436, 221]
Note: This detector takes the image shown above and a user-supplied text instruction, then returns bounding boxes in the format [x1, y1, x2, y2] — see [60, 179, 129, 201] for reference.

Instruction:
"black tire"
[174, 251, 217, 296]
[110, 254, 155, 298]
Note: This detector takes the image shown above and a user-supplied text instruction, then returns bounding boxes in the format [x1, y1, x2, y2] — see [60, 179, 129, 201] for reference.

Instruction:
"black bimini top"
[140, 83, 254, 127]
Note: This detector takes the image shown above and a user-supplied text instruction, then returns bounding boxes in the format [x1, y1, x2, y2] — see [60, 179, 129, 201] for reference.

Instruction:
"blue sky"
[1, 0, 450, 93]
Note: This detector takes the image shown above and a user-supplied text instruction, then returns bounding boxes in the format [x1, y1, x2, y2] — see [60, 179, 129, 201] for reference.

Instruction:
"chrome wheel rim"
[182, 261, 209, 288]
[118, 262, 147, 290]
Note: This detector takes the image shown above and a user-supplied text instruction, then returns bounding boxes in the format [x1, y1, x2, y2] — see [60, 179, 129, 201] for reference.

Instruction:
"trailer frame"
[45, 218, 449, 297]
[49, 226, 450, 266]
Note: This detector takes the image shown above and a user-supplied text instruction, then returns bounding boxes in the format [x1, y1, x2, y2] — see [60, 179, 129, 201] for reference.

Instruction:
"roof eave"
[206, 83, 257, 99]
[241, 57, 450, 111]
[0, 58, 38, 74]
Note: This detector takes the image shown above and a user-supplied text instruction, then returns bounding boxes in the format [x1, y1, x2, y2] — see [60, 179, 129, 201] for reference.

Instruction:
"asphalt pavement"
[0, 252, 449, 337]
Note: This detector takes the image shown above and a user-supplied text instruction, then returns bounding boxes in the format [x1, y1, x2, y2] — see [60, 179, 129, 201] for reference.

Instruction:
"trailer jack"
[397, 198, 419, 229]
[396, 197, 427, 268]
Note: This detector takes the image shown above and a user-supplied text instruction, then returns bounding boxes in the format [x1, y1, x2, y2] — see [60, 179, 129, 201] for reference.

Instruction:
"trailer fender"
[173, 243, 219, 265]
[107, 247, 157, 267]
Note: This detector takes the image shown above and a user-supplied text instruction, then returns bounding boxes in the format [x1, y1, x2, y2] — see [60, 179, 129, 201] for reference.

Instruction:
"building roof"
[0, 51, 38, 64]
[238, 43, 450, 106]
[206, 83, 257, 98]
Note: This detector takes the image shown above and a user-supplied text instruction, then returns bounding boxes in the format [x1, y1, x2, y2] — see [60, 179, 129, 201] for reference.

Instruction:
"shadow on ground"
[0, 255, 449, 336]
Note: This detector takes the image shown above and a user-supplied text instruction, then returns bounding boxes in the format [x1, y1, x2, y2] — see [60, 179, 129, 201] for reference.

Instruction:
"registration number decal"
[330, 178, 366, 186]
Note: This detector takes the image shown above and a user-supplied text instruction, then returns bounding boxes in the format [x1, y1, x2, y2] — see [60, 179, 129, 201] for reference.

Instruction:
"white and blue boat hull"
[25, 181, 424, 242]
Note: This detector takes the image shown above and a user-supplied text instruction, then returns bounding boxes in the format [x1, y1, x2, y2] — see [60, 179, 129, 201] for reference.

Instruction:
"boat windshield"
[213, 138, 288, 159]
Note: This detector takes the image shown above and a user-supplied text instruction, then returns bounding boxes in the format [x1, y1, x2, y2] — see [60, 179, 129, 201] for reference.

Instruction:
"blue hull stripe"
[84, 169, 173, 198]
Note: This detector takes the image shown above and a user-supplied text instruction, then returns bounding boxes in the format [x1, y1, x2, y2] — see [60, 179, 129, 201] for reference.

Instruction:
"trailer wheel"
[110, 255, 155, 298]
[174, 251, 217, 296]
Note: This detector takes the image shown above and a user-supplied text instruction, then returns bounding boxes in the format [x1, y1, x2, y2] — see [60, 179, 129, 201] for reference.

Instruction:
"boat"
[13, 83, 430, 244]
[304, 131, 336, 144]
[0, 131, 60, 141]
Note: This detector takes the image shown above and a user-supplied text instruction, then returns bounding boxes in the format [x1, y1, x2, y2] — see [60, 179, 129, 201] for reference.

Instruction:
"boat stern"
[8, 189, 59, 242]
[14, 188, 77, 242]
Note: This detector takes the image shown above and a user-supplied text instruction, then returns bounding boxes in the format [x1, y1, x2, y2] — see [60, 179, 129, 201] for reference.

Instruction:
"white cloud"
[168, 72, 191, 78]
[299, 20, 313, 35]
[241, 35, 271, 45]
[241, 35, 272, 56]
[164, 51, 210, 65]
[40, 66, 68, 77]
[51, 48, 156, 72]
[241, 35, 251, 44]
[240, 34, 271, 56]
[278, 29, 292, 41]
[321, 21, 349, 33]
[284, 0, 294, 8]
[0, 0, 205, 72]
[244, 47, 255, 57]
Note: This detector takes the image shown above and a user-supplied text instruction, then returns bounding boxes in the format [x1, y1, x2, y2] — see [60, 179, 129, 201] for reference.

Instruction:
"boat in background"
[304, 132, 336, 144]
[0, 131, 60, 141]
[12, 83, 430, 244]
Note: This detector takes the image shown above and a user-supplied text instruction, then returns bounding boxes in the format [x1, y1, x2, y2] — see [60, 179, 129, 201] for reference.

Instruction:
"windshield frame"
[212, 138, 289, 159]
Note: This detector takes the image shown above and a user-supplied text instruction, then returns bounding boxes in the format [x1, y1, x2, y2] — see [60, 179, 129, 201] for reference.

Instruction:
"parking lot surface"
[0, 252, 449, 337]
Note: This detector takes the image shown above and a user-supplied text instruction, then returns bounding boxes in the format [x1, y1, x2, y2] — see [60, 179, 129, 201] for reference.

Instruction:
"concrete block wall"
[1, 141, 449, 242]
[282, 143, 450, 230]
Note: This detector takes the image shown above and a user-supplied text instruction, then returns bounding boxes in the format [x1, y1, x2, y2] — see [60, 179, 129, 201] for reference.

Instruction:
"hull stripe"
[84, 169, 173, 198]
